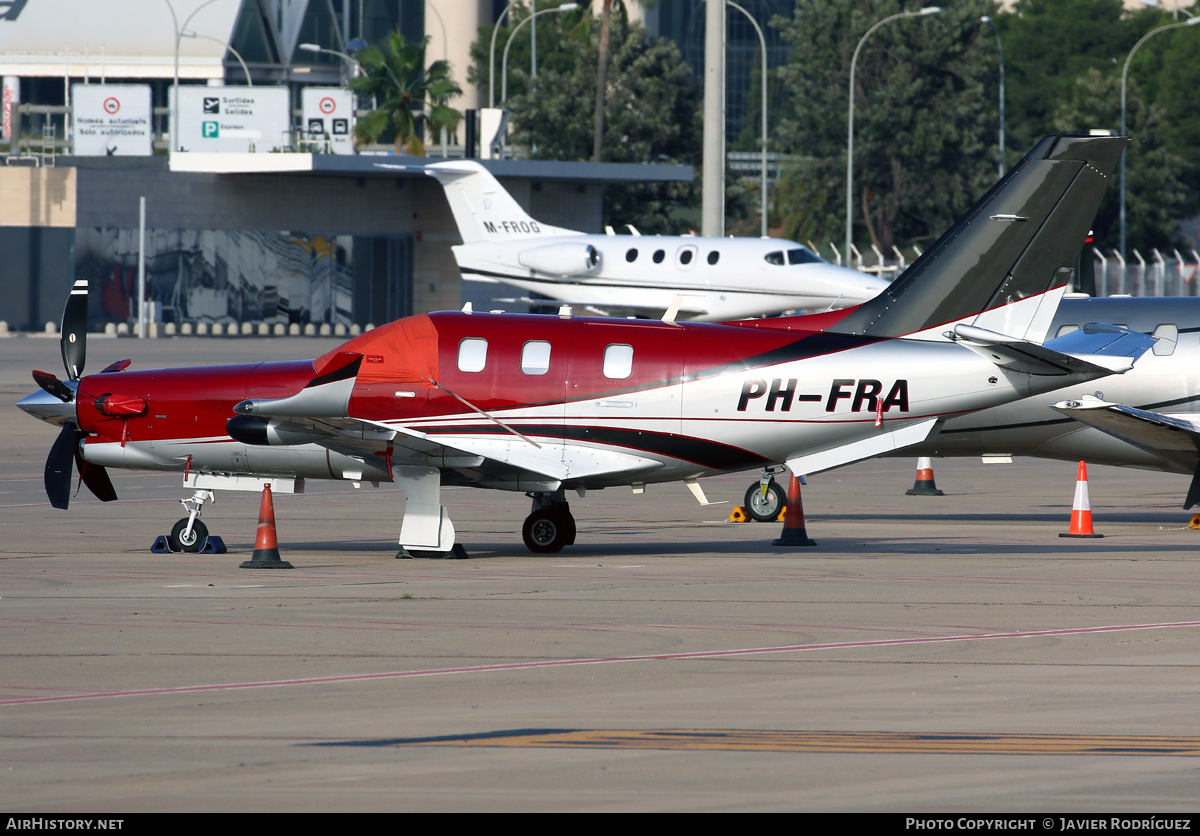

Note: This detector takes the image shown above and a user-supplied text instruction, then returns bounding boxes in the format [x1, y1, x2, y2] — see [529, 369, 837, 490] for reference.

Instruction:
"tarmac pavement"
[2, 335, 1199, 812]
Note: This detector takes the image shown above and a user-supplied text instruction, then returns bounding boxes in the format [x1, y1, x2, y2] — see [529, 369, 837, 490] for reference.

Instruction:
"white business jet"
[424, 160, 889, 322]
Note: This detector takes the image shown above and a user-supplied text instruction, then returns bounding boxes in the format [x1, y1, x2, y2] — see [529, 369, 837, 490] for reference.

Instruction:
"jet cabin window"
[708, 251, 720, 265]
[1152, 323, 1178, 356]
[765, 248, 823, 266]
[521, 340, 552, 374]
[626, 249, 638, 263]
[653, 249, 666, 264]
[788, 247, 822, 265]
[458, 338, 488, 373]
[603, 344, 634, 379]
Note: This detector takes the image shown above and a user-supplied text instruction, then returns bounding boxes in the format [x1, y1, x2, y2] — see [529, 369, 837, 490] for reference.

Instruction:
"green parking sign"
[202, 121, 219, 138]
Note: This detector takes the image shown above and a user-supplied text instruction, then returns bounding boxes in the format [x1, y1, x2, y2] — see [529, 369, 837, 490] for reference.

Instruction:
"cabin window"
[457, 338, 488, 373]
[764, 250, 784, 266]
[708, 251, 720, 265]
[603, 344, 634, 379]
[653, 249, 666, 264]
[677, 246, 696, 268]
[521, 340, 552, 374]
[1152, 323, 1178, 356]
[787, 247, 822, 265]
[625, 248, 638, 263]
[1055, 324, 1080, 338]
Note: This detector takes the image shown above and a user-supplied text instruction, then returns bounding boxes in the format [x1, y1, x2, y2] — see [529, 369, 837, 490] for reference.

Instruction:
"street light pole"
[165, 0, 223, 154]
[845, 7, 940, 266]
[1120, 15, 1200, 258]
[489, 1, 522, 110]
[501, 4, 578, 106]
[183, 31, 252, 86]
[980, 15, 1004, 180]
[728, 2, 769, 238]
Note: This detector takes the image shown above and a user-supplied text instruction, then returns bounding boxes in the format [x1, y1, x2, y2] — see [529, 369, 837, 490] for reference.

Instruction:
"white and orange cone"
[772, 472, 817, 547]
[240, 483, 294, 568]
[905, 457, 945, 496]
[1060, 461, 1104, 539]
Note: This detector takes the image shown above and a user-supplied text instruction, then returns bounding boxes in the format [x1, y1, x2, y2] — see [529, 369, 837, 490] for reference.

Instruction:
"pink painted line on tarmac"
[3, 619, 1199, 708]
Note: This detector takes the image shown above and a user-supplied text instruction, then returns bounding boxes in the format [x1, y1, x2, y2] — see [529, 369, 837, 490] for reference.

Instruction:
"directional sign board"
[72, 84, 152, 156]
[172, 86, 290, 153]
[300, 87, 355, 155]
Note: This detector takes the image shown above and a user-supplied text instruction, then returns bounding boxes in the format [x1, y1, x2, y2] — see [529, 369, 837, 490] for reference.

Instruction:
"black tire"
[522, 510, 569, 554]
[744, 480, 786, 523]
[169, 518, 209, 553]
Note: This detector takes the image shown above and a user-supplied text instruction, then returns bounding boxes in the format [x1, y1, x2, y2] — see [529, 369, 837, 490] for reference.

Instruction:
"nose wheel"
[522, 491, 577, 553]
[170, 518, 209, 552]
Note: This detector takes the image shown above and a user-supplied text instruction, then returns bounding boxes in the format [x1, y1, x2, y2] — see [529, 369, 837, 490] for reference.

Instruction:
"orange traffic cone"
[240, 483, 294, 568]
[905, 457, 945, 496]
[1059, 461, 1103, 539]
[772, 472, 817, 547]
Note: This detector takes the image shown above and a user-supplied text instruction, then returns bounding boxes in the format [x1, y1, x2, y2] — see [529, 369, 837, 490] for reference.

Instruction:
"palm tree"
[349, 33, 462, 156]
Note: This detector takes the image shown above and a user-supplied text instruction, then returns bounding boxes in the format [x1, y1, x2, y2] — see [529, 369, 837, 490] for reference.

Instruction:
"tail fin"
[832, 135, 1125, 342]
[425, 160, 581, 244]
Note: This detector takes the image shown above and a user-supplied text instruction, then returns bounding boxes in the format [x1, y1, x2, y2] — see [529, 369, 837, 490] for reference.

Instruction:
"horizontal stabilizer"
[948, 322, 1154, 376]
[786, 418, 940, 476]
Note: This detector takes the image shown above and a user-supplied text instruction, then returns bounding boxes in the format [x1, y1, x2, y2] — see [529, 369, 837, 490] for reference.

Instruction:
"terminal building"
[0, 0, 697, 332]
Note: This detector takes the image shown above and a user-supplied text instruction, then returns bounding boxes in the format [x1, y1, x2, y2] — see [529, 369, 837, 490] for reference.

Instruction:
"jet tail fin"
[830, 135, 1125, 342]
[424, 160, 580, 244]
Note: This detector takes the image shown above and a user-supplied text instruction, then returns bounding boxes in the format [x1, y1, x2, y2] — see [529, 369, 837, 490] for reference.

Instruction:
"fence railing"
[824, 241, 1200, 297]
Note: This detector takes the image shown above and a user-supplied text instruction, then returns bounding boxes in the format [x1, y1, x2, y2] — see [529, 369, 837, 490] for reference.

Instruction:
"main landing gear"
[522, 490, 577, 553]
[744, 467, 787, 522]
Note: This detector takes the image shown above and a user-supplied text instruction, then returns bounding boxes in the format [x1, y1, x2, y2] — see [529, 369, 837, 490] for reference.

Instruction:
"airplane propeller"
[26, 279, 119, 510]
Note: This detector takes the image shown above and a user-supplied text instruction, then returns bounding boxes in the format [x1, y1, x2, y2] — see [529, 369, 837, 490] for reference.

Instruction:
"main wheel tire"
[522, 510, 569, 554]
[169, 518, 209, 553]
[744, 480, 786, 523]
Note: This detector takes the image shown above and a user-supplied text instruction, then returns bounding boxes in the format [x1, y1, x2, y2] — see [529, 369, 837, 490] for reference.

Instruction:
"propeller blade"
[74, 447, 118, 503]
[45, 424, 77, 510]
[32, 370, 74, 403]
[60, 278, 89, 381]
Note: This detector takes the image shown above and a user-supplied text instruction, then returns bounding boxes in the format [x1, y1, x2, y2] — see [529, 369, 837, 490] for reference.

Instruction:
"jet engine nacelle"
[226, 415, 329, 447]
[516, 242, 602, 278]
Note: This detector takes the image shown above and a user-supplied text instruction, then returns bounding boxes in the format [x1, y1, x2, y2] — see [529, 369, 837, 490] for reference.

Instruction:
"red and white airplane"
[18, 135, 1152, 556]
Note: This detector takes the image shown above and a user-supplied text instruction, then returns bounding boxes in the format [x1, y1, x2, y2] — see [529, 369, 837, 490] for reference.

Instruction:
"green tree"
[999, 0, 1133, 151]
[474, 14, 702, 234]
[772, 0, 999, 253]
[349, 33, 462, 156]
[1052, 68, 1191, 253]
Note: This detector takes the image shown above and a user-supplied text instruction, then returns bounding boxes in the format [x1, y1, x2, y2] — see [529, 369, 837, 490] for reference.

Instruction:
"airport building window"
[653, 249, 666, 264]
[1152, 324, 1178, 356]
[765, 251, 784, 265]
[521, 340, 552, 374]
[708, 251, 720, 265]
[626, 249, 638, 263]
[603, 344, 634, 379]
[458, 338, 488, 373]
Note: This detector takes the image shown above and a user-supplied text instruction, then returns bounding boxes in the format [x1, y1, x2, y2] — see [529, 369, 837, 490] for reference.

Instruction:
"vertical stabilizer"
[832, 135, 1125, 342]
[425, 160, 581, 244]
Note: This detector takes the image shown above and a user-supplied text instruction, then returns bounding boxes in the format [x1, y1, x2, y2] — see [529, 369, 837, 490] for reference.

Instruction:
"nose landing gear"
[152, 489, 226, 554]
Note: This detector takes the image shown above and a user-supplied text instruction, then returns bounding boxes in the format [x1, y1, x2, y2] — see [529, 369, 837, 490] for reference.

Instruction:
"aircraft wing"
[786, 418, 942, 476]
[1051, 396, 1200, 506]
